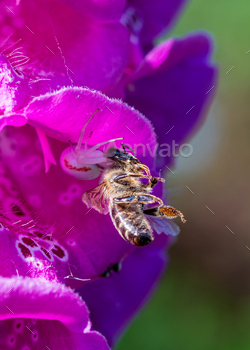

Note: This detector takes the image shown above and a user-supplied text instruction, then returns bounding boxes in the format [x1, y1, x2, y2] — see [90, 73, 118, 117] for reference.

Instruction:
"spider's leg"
[68, 140, 76, 157]
[84, 131, 93, 151]
[77, 156, 107, 165]
[75, 108, 100, 155]
[84, 137, 123, 157]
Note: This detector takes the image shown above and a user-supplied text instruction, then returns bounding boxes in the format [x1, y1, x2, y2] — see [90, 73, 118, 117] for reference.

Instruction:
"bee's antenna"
[75, 108, 100, 155]
[121, 143, 135, 153]
[122, 144, 126, 153]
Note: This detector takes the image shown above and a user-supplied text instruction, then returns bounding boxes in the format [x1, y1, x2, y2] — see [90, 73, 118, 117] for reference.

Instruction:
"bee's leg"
[112, 173, 152, 183]
[113, 195, 137, 203]
[135, 193, 164, 205]
[132, 164, 165, 188]
[112, 173, 164, 189]
[113, 193, 163, 205]
[145, 177, 165, 189]
[135, 164, 151, 176]
[134, 164, 165, 186]
[144, 205, 186, 223]
[113, 192, 164, 205]
[132, 163, 165, 188]
[160, 206, 186, 223]
[143, 206, 161, 216]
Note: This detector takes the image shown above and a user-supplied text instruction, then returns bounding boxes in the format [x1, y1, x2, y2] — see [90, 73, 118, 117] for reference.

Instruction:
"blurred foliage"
[117, 0, 250, 349]
[117, 260, 250, 350]
[170, 0, 250, 94]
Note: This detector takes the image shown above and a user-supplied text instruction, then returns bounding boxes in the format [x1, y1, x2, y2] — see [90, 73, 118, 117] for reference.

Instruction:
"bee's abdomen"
[110, 203, 153, 247]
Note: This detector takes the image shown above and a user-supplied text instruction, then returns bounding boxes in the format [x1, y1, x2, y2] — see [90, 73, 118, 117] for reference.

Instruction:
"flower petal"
[0, 277, 87, 332]
[57, 0, 126, 23]
[0, 113, 27, 132]
[35, 127, 57, 173]
[126, 0, 186, 48]
[23, 87, 156, 162]
[79, 233, 169, 347]
[0, 276, 109, 349]
[1, 0, 129, 92]
[124, 34, 217, 168]
[0, 125, 137, 288]
[0, 53, 30, 114]
[0, 52, 51, 130]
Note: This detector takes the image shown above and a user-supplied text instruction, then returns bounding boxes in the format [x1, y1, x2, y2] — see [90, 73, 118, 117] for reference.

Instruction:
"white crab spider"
[60, 109, 123, 180]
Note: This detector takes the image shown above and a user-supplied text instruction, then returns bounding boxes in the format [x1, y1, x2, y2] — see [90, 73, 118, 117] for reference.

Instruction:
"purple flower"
[0, 0, 217, 348]
[0, 88, 155, 348]
[0, 275, 109, 349]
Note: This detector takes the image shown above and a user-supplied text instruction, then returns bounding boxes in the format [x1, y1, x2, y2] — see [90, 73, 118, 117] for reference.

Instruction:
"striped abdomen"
[110, 203, 154, 247]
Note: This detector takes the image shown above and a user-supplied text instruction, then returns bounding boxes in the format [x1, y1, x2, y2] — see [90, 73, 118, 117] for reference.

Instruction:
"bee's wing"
[145, 215, 180, 236]
[82, 183, 110, 215]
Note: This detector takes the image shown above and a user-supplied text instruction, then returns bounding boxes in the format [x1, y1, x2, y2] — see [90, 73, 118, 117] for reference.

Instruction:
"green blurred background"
[117, 0, 250, 349]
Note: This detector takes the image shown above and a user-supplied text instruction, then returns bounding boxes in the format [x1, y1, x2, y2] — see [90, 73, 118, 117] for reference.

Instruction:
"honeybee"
[82, 145, 186, 247]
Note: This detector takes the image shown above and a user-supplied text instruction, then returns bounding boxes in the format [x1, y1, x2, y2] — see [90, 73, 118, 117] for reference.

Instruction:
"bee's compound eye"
[106, 147, 118, 158]
[133, 234, 153, 247]
[60, 146, 101, 180]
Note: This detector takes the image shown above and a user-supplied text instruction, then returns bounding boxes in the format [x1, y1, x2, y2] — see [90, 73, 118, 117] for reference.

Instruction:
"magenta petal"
[79, 234, 169, 347]
[35, 127, 57, 173]
[0, 276, 109, 349]
[127, 0, 186, 48]
[0, 53, 30, 114]
[57, 0, 126, 22]
[0, 195, 102, 289]
[0, 113, 27, 132]
[22, 87, 156, 158]
[0, 52, 51, 127]
[1, 0, 129, 92]
[125, 34, 217, 168]
[0, 277, 88, 332]
[0, 125, 138, 288]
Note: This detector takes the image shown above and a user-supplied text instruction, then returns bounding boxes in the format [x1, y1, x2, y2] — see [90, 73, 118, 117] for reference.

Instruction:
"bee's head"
[106, 147, 141, 165]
